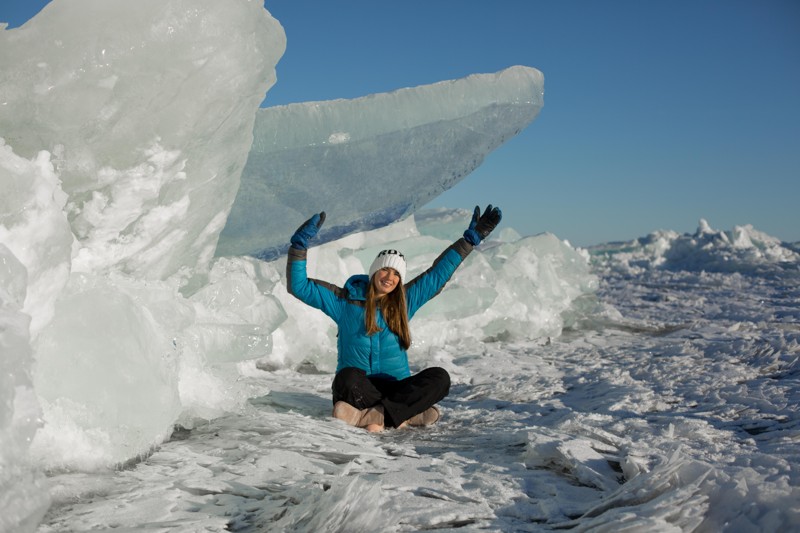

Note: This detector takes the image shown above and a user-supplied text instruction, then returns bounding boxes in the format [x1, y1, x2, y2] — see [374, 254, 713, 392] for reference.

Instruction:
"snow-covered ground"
[34, 222, 800, 532]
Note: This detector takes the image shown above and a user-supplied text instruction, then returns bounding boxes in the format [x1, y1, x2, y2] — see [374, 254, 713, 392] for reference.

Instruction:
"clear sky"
[3, 1, 799, 246]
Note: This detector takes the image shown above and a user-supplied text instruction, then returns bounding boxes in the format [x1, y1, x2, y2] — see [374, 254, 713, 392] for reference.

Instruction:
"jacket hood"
[344, 274, 370, 301]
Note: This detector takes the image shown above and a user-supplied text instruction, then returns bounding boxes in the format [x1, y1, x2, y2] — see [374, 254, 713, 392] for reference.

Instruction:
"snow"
[1, 1, 799, 531]
[14, 215, 800, 532]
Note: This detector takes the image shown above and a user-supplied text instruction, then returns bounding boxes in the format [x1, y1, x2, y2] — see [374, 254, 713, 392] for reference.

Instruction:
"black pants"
[332, 367, 451, 428]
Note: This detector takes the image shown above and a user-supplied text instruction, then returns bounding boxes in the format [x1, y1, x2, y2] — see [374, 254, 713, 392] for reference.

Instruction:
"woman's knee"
[424, 367, 450, 393]
[332, 367, 376, 407]
[335, 367, 366, 384]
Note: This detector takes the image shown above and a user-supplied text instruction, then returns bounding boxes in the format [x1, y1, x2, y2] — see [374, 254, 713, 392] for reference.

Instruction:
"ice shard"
[0, 0, 285, 487]
[216, 66, 544, 259]
[0, 0, 285, 280]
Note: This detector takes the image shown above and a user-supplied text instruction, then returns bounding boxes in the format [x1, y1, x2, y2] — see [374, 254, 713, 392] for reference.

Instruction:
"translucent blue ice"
[217, 66, 544, 259]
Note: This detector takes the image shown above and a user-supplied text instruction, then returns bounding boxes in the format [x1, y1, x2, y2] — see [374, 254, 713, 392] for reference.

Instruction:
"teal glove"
[290, 212, 326, 250]
[463, 205, 502, 245]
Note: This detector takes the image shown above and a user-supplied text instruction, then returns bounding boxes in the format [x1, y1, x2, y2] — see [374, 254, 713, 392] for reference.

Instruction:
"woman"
[286, 205, 502, 432]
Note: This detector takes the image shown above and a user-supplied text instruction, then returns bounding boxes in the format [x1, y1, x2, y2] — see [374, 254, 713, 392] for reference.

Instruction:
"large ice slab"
[0, 2, 284, 525]
[216, 66, 544, 259]
[0, 0, 285, 280]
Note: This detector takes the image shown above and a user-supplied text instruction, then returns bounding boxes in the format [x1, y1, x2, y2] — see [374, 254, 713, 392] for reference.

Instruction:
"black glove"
[463, 204, 502, 245]
[290, 212, 326, 250]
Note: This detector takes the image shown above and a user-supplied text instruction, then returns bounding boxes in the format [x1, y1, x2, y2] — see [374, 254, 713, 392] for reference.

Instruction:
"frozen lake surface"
[37, 248, 800, 532]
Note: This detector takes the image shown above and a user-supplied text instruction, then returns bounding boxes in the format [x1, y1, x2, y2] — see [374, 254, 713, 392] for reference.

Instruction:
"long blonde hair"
[365, 276, 411, 350]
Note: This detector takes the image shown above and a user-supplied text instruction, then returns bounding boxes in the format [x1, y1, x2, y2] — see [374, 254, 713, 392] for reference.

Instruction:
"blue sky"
[4, 1, 799, 246]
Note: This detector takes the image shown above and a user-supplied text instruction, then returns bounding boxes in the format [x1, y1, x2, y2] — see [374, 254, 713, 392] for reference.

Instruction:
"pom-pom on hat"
[368, 249, 407, 282]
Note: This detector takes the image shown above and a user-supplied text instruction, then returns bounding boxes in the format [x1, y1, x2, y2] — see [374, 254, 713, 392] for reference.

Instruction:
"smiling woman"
[286, 206, 502, 432]
[365, 251, 409, 356]
[372, 264, 400, 295]
[370, 250, 404, 295]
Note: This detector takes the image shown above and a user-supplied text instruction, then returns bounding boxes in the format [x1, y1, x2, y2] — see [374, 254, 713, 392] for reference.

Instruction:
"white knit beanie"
[368, 249, 407, 282]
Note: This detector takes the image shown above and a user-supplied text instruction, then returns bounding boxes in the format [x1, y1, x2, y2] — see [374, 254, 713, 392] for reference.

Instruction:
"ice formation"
[1, 0, 284, 529]
[589, 218, 800, 275]
[217, 66, 545, 259]
[0, 0, 285, 281]
[4, 0, 796, 531]
[0, 1, 551, 531]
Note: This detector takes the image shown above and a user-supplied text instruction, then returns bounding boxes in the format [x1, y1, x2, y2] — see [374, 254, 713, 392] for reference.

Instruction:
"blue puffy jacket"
[286, 238, 473, 380]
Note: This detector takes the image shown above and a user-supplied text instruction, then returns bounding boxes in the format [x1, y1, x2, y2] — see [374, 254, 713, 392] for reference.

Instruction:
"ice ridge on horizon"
[588, 218, 800, 275]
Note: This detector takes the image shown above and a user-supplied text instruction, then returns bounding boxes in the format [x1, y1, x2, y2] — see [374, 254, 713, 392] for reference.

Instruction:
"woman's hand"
[463, 205, 502, 245]
[290, 212, 326, 250]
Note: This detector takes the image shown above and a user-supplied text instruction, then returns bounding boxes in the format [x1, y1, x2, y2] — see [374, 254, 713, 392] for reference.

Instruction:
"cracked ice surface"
[36, 235, 800, 530]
